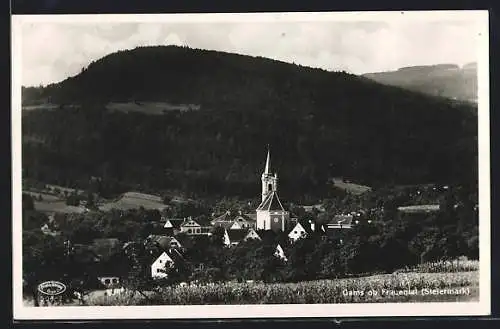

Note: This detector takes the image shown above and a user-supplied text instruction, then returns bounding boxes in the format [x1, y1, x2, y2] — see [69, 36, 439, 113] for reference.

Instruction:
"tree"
[22, 231, 67, 306]
[22, 193, 35, 211]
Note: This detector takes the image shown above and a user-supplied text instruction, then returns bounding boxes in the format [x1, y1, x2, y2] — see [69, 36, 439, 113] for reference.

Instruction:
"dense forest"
[21, 46, 478, 200]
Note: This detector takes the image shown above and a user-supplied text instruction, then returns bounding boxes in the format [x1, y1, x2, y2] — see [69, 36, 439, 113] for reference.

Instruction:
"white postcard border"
[12, 10, 491, 320]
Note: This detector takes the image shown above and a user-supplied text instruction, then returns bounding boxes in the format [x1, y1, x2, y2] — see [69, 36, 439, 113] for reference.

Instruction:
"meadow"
[331, 178, 372, 195]
[106, 102, 201, 115]
[87, 270, 479, 306]
[98, 192, 168, 211]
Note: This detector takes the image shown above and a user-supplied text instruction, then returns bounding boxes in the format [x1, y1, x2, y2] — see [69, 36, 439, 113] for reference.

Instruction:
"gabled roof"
[212, 211, 254, 224]
[163, 218, 184, 229]
[257, 191, 285, 211]
[243, 228, 261, 241]
[214, 221, 239, 230]
[326, 215, 354, 226]
[288, 221, 314, 235]
[211, 211, 233, 223]
[152, 248, 185, 264]
[227, 229, 250, 243]
[181, 217, 201, 227]
[146, 235, 181, 249]
[244, 213, 257, 221]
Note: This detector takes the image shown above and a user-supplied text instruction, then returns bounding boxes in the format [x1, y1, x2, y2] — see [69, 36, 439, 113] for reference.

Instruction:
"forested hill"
[21, 46, 478, 200]
[363, 63, 477, 104]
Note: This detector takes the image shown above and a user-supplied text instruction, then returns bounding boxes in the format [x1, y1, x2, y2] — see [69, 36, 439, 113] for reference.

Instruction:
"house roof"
[146, 235, 180, 249]
[227, 229, 250, 243]
[289, 221, 314, 235]
[326, 215, 354, 226]
[257, 191, 285, 211]
[244, 213, 257, 221]
[244, 228, 261, 240]
[212, 211, 254, 224]
[214, 221, 238, 229]
[212, 211, 232, 223]
[180, 217, 201, 227]
[163, 218, 184, 229]
[152, 248, 185, 264]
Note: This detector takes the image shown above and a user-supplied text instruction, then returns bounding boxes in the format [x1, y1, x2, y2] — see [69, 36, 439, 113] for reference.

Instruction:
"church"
[256, 148, 290, 232]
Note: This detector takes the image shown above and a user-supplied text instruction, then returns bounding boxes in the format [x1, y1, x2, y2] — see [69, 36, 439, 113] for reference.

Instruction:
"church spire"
[264, 146, 271, 175]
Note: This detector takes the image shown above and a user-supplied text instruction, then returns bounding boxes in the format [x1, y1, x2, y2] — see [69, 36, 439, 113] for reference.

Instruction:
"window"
[112, 279, 118, 284]
[159, 260, 162, 263]
[157, 269, 160, 273]
[187, 229, 192, 234]
[104, 279, 110, 285]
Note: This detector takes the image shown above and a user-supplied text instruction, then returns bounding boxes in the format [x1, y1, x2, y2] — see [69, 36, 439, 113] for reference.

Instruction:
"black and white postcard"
[11, 11, 491, 319]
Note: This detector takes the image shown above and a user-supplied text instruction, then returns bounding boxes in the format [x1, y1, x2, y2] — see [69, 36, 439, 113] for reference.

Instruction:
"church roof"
[257, 191, 285, 211]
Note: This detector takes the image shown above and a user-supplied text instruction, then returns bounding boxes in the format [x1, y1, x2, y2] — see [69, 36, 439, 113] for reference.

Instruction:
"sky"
[17, 13, 484, 87]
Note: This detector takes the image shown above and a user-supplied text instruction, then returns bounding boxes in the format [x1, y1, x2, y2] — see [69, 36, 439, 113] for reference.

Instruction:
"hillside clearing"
[106, 102, 201, 115]
[34, 201, 86, 214]
[331, 178, 372, 195]
[99, 192, 167, 211]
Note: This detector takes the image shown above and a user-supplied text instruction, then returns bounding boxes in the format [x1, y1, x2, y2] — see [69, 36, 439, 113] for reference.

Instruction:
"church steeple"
[264, 146, 271, 175]
[256, 145, 289, 232]
[261, 146, 278, 202]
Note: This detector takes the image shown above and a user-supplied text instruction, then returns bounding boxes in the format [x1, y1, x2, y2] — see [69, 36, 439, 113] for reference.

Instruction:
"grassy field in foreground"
[87, 271, 479, 306]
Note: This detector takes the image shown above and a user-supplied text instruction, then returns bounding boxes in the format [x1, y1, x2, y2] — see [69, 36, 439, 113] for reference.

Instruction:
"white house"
[180, 217, 212, 235]
[151, 251, 175, 279]
[243, 228, 261, 241]
[222, 229, 231, 247]
[223, 228, 262, 247]
[288, 222, 312, 243]
[274, 244, 287, 262]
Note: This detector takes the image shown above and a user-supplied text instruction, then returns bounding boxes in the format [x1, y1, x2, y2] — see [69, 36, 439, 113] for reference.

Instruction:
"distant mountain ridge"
[21, 46, 477, 199]
[363, 63, 477, 103]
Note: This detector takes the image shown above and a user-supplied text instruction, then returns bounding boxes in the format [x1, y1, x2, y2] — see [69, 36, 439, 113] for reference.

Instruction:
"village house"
[323, 214, 354, 230]
[151, 249, 184, 279]
[211, 210, 256, 230]
[274, 244, 287, 262]
[97, 276, 120, 288]
[222, 228, 262, 247]
[179, 217, 212, 236]
[162, 217, 184, 235]
[145, 234, 182, 250]
[40, 223, 60, 237]
[288, 220, 315, 243]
